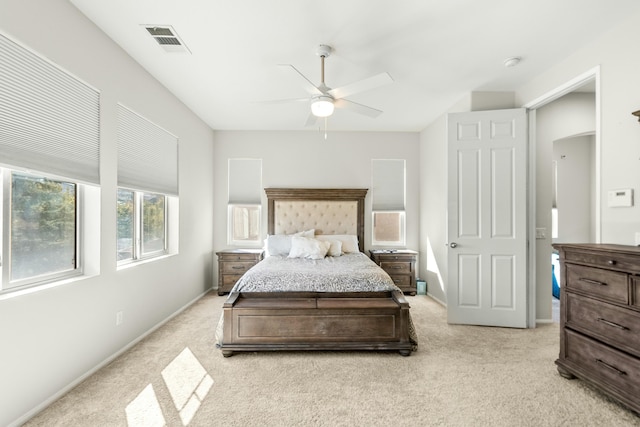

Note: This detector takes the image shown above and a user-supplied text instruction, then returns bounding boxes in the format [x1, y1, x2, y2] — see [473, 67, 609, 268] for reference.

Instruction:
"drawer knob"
[607, 260, 616, 265]
[596, 317, 629, 331]
[595, 359, 627, 376]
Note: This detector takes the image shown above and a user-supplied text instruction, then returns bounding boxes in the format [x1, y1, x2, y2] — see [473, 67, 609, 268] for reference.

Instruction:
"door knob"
[449, 242, 458, 248]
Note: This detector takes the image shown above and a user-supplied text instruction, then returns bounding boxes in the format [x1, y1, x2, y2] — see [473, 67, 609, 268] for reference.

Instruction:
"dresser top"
[553, 243, 640, 256]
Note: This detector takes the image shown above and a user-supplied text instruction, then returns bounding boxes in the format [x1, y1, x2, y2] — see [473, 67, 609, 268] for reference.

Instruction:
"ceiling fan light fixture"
[311, 95, 334, 117]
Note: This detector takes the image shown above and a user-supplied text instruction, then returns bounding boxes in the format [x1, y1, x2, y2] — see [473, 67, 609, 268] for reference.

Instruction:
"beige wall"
[212, 130, 420, 282]
[0, 1, 215, 425]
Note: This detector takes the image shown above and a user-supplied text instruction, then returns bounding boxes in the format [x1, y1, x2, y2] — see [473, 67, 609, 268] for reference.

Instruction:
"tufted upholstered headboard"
[265, 188, 368, 253]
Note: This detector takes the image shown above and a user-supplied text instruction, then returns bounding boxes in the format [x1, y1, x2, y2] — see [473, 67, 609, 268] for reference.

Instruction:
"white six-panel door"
[447, 108, 528, 328]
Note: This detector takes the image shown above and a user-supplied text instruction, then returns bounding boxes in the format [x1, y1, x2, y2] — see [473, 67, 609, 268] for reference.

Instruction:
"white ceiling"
[70, 0, 639, 132]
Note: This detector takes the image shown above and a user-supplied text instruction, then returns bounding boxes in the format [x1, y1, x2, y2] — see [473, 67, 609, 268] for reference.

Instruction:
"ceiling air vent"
[143, 25, 191, 53]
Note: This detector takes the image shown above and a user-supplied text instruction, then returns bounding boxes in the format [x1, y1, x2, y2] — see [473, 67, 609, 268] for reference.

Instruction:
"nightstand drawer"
[389, 275, 411, 287]
[218, 253, 262, 262]
[380, 261, 411, 274]
[222, 274, 243, 287]
[222, 262, 255, 274]
[566, 263, 628, 304]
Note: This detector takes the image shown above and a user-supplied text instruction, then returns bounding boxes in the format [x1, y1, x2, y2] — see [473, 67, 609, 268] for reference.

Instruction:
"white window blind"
[228, 158, 262, 204]
[117, 104, 178, 196]
[0, 33, 100, 184]
[372, 159, 405, 210]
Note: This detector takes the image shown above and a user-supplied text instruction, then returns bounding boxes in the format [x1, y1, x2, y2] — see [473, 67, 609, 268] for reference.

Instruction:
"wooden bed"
[219, 188, 415, 357]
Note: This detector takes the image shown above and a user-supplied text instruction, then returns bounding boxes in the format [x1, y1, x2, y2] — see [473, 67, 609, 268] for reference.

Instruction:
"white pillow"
[326, 239, 343, 257]
[265, 229, 316, 256]
[316, 234, 359, 253]
[288, 236, 330, 259]
[265, 235, 292, 256]
[296, 229, 315, 237]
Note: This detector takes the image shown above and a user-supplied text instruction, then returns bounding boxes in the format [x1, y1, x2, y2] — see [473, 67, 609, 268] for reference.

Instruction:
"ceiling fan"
[263, 44, 393, 127]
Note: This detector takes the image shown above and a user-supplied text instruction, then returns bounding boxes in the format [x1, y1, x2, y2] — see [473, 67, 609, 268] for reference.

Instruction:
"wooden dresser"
[369, 249, 417, 295]
[553, 243, 640, 414]
[215, 249, 264, 295]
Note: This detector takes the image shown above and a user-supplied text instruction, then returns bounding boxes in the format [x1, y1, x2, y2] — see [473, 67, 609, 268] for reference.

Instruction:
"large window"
[0, 33, 100, 294]
[2, 170, 81, 291]
[117, 189, 167, 263]
[117, 104, 178, 265]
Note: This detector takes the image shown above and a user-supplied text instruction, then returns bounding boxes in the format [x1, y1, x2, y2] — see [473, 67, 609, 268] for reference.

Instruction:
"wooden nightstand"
[215, 249, 264, 295]
[369, 249, 418, 295]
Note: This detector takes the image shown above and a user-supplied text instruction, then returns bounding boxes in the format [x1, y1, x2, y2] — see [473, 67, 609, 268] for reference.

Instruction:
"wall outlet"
[535, 228, 546, 239]
[116, 311, 124, 326]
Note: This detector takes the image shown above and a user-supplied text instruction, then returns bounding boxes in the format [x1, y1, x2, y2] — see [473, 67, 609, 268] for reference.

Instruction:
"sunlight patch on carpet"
[161, 347, 214, 425]
[125, 384, 166, 427]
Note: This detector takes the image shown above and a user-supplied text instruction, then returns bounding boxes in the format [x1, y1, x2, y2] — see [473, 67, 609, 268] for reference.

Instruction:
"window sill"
[117, 252, 177, 271]
[0, 272, 99, 301]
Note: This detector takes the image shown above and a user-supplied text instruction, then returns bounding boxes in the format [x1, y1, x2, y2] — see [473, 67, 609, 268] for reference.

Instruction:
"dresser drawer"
[566, 293, 640, 356]
[566, 263, 628, 304]
[222, 262, 255, 274]
[632, 277, 640, 310]
[565, 250, 640, 274]
[565, 329, 640, 398]
[380, 261, 411, 274]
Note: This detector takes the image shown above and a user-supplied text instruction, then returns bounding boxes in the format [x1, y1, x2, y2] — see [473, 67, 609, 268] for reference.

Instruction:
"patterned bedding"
[218, 252, 418, 350]
[229, 252, 401, 294]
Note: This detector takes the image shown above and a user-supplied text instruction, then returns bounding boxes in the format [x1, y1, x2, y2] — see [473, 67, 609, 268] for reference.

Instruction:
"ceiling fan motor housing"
[316, 44, 332, 58]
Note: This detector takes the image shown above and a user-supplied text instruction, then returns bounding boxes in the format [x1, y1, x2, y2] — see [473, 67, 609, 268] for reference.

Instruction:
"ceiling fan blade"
[304, 112, 318, 127]
[334, 98, 383, 118]
[278, 64, 323, 95]
[328, 72, 393, 99]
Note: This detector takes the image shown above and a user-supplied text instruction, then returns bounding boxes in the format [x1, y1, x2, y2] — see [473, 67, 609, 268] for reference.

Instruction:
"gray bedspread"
[217, 252, 418, 350]
[229, 252, 401, 294]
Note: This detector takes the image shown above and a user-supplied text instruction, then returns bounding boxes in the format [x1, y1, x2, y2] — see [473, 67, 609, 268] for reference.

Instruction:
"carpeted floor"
[24, 293, 640, 426]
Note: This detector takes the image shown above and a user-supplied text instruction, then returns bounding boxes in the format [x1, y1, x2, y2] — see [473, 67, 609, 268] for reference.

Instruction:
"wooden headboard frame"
[265, 188, 368, 253]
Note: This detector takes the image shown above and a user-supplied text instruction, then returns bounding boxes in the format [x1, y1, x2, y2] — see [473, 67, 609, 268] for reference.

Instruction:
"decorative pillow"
[296, 229, 315, 238]
[265, 229, 316, 256]
[265, 234, 292, 256]
[316, 234, 359, 253]
[288, 236, 330, 259]
[326, 239, 343, 257]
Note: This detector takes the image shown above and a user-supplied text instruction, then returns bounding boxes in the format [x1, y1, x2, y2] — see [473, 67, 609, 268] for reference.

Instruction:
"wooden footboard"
[220, 291, 413, 357]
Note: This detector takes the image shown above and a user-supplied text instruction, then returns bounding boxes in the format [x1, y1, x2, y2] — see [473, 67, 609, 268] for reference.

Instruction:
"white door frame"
[522, 66, 601, 327]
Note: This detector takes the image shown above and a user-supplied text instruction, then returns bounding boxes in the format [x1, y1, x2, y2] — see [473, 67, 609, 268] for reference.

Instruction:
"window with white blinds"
[0, 33, 100, 184]
[228, 158, 262, 204]
[117, 104, 178, 196]
[372, 159, 405, 211]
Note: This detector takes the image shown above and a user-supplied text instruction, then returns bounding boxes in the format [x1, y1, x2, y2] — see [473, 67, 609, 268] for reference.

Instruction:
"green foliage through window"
[11, 173, 77, 281]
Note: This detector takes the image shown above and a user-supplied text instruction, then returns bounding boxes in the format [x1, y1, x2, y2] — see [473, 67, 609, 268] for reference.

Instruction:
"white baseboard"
[9, 288, 213, 427]
[426, 292, 446, 307]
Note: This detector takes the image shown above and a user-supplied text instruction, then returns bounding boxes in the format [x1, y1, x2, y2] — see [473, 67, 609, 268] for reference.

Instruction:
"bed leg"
[222, 350, 234, 358]
[399, 350, 411, 357]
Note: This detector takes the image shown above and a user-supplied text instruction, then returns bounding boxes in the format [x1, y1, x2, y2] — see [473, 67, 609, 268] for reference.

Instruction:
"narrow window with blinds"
[117, 104, 178, 264]
[371, 159, 406, 246]
[0, 33, 100, 294]
[228, 159, 262, 246]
